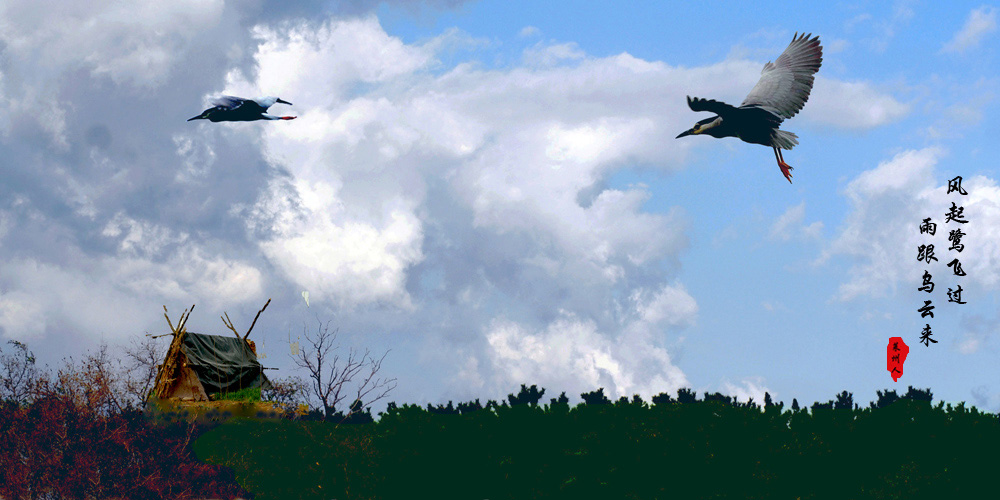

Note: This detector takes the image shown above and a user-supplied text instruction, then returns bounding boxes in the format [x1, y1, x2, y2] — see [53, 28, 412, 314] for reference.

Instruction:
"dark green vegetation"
[194, 384, 999, 500]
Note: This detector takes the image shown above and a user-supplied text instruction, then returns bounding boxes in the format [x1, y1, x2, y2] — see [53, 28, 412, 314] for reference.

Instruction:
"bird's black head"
[188, 106, 222, 122]
[676, 116, 722, 138]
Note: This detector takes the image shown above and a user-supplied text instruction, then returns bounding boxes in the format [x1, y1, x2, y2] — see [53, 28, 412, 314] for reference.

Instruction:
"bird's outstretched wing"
[210, 95, 249, 111]
[740, 33, 822, 120]
[686, 96, 740, 116]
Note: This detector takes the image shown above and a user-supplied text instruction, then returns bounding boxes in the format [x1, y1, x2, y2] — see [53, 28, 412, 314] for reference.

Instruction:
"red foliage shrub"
[0, 342, 251, 500]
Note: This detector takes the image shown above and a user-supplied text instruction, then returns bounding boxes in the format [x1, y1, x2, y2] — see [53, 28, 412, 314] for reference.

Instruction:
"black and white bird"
[676, 33, 823, 183]
[188, 96, 297, 122]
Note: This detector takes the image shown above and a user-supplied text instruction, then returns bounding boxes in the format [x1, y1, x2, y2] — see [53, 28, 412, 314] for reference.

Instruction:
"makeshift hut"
[152, 301, 273, 402]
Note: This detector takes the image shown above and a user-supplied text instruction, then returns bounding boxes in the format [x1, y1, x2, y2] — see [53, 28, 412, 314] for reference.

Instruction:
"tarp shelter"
[184, 332, 272, 394]
[152, 302, 275, 402]
[155, 332, 272, 401]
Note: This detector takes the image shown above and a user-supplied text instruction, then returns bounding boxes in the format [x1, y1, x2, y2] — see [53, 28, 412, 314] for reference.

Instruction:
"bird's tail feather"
[772, 130, 799, 150]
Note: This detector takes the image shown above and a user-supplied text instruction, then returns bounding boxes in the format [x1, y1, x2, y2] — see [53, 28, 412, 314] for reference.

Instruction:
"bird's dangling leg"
[774, 147, 793, 183]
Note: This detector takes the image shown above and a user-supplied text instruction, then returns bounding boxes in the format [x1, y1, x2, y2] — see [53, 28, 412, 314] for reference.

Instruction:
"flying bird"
[188, 96, 297, 122]
[676, 33, 823, 183]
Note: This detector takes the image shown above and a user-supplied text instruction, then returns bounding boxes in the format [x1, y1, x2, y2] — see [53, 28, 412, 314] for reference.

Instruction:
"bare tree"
[292, 318, 397, 421]
[0, 340, 40, 404]
[121, 335, 167, 407]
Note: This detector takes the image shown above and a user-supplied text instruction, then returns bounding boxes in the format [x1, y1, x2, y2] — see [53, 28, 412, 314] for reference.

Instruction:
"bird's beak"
[276, 98, 292, 105]
[187, 115, 203, 121]
[676, 129, 694, 139]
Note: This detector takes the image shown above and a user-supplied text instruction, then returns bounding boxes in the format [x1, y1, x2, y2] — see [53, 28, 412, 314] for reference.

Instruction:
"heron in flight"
[676, 33, 822, 183]
[188, 96, 297, 122]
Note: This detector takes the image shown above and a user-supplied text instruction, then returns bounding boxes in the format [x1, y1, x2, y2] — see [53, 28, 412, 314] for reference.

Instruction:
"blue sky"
[1, 0, 998, 411]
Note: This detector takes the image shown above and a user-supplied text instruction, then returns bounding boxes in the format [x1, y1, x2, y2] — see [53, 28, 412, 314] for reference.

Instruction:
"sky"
[1, 0, 998, 412]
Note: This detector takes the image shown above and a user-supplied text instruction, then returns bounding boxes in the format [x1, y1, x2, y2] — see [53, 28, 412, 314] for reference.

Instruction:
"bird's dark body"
[696, 106, 783, 147]
[206, 102, 269, 122]
[188, 96, 295, 122]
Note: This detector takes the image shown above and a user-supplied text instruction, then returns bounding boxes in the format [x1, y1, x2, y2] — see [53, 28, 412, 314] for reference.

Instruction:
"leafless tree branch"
[291, 318, 396, 421]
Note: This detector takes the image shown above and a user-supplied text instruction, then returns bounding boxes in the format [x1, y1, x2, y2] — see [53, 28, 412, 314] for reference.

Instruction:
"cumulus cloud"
[214, 17, 708, 393]
[800, 78, 910, 129]
[941, 6, 998, 53]
[483, 304, 691, 400]
[0, 251, 263, 342]
[0, 0, 225, 88]
[523, 41, 586, 67]
[770, 202, 823, 242]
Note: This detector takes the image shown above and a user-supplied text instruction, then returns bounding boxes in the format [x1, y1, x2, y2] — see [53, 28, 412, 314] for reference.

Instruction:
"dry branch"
[244, 298, 271, 340]
[163, 306, 175, 333]
[221, 312, 241, 339]
[177, 304, 195, 333]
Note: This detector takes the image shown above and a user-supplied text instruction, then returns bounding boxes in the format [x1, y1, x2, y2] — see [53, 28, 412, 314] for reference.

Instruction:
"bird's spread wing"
[686, 96, 740, 116]
[740, 33, 823, 120]
[210, 95, 249, 111]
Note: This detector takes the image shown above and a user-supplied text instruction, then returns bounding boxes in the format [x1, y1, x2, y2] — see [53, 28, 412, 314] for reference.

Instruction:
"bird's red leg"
[280, 116, 297, 120]
[774, 147, 793, 183]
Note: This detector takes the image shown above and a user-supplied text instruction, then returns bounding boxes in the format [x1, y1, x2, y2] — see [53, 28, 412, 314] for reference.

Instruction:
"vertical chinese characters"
[916, 214, 937, 348]
[912, 176, 970, 351]
[945, 176, 969, 310]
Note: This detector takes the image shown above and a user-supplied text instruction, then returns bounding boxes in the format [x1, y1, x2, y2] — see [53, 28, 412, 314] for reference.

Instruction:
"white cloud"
[771, 203, 803, 240]
[802, 78, 910, 128]
[102, 212, 190, 257]
[824, 148, 940, 300]
[484, 311, 689, 400]
[259, 205, 424, 310]
[942, 6, 998, 53]
[172, 133, 218, 183]
[523, 41, 586, 67]
[721, 377, 772, 405]
[0, 0, 225, 87]
[864, 0, 916, 53]
[235, 17, 436, 105]
[770, 202, 824, 242]
[632, 283, 698, 328]
[957, 336, 981, 354]
[518, 26, 540, 38]
[0, 248, 263, 342]
[227, 18, 698, 313]
[0, 290, 47, 340]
